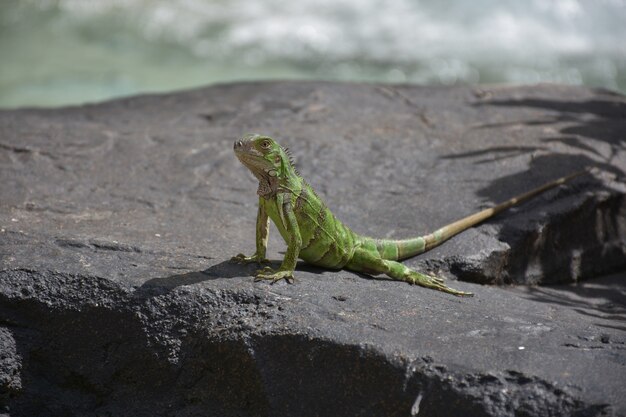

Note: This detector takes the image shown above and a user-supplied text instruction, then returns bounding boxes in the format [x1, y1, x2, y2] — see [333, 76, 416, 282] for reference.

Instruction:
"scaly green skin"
[231, 134, 587, 296]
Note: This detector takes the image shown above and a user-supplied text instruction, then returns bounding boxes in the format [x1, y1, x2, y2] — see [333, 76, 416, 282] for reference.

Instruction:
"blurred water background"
[1, 0, 625, 109]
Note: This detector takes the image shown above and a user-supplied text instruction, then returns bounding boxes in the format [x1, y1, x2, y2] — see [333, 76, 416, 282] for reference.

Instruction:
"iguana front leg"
[231, 201, 271, 264]
[255, 200, 302, 284]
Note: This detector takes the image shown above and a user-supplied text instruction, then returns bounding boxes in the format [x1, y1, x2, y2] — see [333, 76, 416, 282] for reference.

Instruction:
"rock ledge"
[1, 82, 625, 416]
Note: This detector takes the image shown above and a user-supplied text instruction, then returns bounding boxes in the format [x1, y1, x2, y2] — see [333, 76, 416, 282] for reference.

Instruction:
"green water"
[1, 0, 625, 109]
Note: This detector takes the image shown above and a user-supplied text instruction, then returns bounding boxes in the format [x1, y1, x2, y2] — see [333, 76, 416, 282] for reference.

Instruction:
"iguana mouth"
[236, 152, 267, 172]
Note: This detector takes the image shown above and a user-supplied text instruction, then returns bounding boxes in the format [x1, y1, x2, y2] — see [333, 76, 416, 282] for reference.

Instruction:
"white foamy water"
[1, 0, 625, 107]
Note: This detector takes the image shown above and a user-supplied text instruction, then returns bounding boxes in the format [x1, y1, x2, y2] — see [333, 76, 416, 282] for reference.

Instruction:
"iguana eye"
[260, 140, 271, 149]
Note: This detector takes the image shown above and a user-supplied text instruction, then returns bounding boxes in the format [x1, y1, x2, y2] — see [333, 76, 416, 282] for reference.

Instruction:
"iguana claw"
[254, 268, 295, 284]
[406, 271, 473, 297]
[230, 253, 270, 264]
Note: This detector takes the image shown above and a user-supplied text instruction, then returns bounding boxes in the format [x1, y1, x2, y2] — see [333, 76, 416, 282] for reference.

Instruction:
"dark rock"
[0, 82, 625, 416]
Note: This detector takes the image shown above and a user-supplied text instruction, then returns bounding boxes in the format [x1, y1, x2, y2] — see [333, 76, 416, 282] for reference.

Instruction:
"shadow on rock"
[472, 95, 626, 175]
[134, 259, 334, 300]
[518, 274, 626, 332]
[135, 260, 249, 298]
[442, 94, 626, 285]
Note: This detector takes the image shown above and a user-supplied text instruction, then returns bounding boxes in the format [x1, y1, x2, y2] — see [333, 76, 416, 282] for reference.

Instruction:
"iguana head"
[234, 134, 296, 197]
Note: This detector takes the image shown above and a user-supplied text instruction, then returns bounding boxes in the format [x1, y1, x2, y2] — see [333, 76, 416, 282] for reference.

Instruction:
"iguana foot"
[230, 253, 270, 265]
[406, 270, 473, 297]
[254, 267, 295, 284]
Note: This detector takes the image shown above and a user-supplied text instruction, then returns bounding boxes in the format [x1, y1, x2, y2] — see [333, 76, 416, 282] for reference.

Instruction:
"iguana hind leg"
[346, 248, 473, 297]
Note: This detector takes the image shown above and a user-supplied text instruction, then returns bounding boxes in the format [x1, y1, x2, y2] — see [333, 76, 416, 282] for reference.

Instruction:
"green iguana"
[231, 134, 586, 296]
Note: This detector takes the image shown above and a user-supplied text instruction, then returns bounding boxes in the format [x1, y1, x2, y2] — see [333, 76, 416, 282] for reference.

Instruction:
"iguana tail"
[376, 169, 590, 261]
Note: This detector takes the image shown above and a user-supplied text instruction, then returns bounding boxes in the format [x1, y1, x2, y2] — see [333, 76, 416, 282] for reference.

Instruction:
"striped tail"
[376, 169, 590, 261]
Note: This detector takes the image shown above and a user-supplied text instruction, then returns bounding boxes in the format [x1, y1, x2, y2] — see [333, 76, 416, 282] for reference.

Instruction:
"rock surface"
[0, 81, 625, 416]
